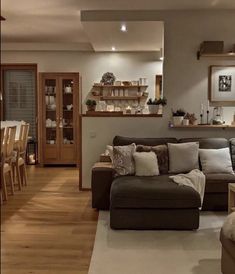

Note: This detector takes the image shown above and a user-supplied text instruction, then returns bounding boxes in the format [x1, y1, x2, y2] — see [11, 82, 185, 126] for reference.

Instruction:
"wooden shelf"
[82, 111, 162, 117]
[101, 95, 145, 100]
[197, 52, 235, 60]
[170, 125, 235, 129]
[93, 85, 148, 88]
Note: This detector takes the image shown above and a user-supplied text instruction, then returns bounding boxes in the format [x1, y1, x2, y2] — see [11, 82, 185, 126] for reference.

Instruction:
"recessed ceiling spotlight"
[111, 46, 116, 51]
[120, 24, 127, 32]
[159, 57, 164, 61]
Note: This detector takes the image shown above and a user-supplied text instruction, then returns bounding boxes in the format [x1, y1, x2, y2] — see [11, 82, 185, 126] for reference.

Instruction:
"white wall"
[2, 10, 235, 189]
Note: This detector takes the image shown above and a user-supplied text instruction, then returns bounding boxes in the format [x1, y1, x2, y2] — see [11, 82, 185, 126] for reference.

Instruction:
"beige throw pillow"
[168, 142, 199, 173]
[133, 152, 159, 176]
[199, 147, 234, 174]
[113, 143, 136, 175]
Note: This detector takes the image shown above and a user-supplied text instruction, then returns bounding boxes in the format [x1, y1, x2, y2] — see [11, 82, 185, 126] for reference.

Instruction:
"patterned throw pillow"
[136, 144, 169, 174]
[113, 143, 136, 175]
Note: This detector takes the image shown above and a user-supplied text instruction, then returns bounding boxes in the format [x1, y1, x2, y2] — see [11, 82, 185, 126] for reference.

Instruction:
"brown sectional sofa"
[91, 136, 235, 229]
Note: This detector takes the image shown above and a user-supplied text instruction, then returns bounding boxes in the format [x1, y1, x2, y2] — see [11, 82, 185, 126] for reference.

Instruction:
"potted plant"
[86, 99, 97, 111]
[100, 72, 116, 85]
[172, 109, 186, 125]
[184, 112, 198, 125]
[156, 97, 167, 114]
[147, 98, 159, 114]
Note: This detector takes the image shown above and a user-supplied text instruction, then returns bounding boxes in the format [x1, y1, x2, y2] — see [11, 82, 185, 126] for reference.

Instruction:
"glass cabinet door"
[61, 78, 74, 145]
[44, 78, 58, 145]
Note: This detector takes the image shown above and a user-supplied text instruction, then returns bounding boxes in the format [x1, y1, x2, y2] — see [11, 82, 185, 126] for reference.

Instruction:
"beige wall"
[2, 10, 235, 189]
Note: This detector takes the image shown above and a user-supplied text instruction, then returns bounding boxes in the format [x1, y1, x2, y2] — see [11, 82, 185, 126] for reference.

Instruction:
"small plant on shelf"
[86, 99, 97, 111]
[172, 109, 186, 117]
[157, 97, 167, 106]
[172, 109, 186, 126]
[147, 98, 159, 114]
[100, 72, 116, 85]
[147, 98, 158, 105]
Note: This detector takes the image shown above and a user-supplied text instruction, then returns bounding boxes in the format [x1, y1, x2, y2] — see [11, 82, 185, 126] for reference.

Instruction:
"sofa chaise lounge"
[92, 136, 235, 230]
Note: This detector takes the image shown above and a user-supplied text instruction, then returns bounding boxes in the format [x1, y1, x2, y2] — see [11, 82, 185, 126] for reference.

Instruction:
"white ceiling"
[82, 21, 164, 52]
[1, 0, 235, 51]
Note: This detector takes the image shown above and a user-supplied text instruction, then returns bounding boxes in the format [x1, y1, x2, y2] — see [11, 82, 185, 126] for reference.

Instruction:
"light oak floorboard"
[1, 166, 98, 274]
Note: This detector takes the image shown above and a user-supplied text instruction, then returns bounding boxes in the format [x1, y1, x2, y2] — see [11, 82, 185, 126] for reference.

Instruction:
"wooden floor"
[1, 166, 98, 274]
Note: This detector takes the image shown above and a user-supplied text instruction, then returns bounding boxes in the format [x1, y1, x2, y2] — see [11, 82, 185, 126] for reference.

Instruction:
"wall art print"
[209, 65, 235, 105]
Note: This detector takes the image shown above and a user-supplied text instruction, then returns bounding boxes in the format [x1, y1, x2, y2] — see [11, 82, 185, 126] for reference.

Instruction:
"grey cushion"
[178, 138, 229, 149]
[113, 136, 177, 146]
[205, 173, 235, 193]
[168, 142, 199, 173]
[111, 175, 201, 209]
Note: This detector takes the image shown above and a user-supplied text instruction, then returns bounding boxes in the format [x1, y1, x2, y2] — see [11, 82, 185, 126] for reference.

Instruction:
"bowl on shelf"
[66, 104, 73, 110]
[122, 81, 131, 86]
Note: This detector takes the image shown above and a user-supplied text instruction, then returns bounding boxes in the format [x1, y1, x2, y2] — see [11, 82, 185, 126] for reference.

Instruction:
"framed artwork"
[209, 65, 235, 105]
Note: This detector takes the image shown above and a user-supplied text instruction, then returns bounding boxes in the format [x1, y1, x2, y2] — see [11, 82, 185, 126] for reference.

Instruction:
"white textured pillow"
[106, 145, 113, 162]
[133, 152, 159, 176]
[222, 212, 235, 241]
[199, 147, 234, 174]
[168, 142, 199, 173]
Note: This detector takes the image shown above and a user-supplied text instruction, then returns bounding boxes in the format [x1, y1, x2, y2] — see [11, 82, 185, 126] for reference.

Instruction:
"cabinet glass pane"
[45, 79, 57, 145]
[62, 79, 74, 144]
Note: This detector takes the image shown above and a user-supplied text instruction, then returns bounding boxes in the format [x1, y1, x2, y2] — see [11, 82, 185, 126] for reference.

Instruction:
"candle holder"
[200, 114, 203, 125]
[206, 110, 210, 125]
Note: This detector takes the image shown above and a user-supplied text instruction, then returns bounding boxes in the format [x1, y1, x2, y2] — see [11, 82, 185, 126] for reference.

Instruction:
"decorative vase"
[182, 119, 189, 126]
[148, 105, 158, 114]
[173, 116, 184, 126]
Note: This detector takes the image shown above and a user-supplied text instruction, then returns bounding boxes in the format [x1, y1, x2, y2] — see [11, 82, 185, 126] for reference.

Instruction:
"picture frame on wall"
[209, 65, 235, 105]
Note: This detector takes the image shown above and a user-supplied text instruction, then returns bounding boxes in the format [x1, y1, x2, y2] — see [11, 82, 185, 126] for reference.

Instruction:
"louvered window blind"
[3, 70, 36, 138]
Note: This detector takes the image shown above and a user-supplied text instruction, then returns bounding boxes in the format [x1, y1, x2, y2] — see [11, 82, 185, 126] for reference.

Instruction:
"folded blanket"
[170, 169, 206, 207]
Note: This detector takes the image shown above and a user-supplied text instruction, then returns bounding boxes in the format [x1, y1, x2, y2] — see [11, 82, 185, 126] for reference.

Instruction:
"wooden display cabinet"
[39, 73, 80, 166]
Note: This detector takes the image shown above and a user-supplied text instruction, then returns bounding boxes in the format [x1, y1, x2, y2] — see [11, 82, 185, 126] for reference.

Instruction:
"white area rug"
[88, 211, 226, 274]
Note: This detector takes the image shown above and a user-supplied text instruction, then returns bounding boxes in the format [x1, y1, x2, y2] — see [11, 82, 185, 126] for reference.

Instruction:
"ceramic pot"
[87, 105, 96, 112]
[182, 119, 189, 126]
[148, 105, 159, 114]
[173, 116, 184, 126]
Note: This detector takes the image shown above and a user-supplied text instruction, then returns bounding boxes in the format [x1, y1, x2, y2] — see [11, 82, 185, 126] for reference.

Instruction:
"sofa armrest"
[91, 162, 115, 210]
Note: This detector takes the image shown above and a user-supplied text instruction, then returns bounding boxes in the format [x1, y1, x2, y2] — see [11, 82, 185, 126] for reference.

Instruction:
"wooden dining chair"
[2, 126, 16, 200]
[1, 128, 6, 203]
[12, 123, 30, 189]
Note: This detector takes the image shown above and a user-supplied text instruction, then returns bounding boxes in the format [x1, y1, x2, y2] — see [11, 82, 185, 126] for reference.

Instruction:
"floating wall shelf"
[170, 125, 235, 129]
[197, 52, 235, 60]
